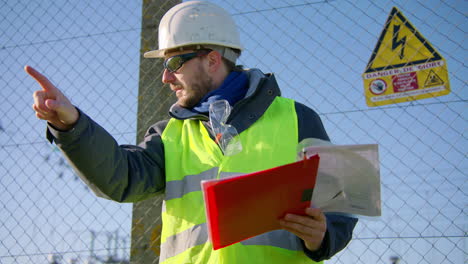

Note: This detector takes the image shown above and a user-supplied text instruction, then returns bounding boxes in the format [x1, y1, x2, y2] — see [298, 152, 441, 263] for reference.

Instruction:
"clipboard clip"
[302, 148, 308, 168]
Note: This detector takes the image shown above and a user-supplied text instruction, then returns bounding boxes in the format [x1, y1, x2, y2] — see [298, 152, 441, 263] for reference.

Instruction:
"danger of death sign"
[362, 7, 450, 107]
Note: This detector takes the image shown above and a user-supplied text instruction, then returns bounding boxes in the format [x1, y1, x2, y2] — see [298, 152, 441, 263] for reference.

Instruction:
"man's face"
[162, 50, 215, 108]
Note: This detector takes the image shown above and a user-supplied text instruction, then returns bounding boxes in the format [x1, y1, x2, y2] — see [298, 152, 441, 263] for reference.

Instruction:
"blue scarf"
[192, 71, 249, 114]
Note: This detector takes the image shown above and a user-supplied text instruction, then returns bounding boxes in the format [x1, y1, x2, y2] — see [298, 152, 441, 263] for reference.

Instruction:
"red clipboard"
[201, 154, 320, 250]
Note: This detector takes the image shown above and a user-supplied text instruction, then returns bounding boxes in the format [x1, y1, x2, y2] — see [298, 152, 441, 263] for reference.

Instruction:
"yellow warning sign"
[362, 7, 450, 107]
[424, 70, 444, 87]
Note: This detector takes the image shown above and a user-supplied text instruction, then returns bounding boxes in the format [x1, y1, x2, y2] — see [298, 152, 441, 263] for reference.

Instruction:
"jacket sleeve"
[46, 108, 166, 203]
[295, 102, 358, 261]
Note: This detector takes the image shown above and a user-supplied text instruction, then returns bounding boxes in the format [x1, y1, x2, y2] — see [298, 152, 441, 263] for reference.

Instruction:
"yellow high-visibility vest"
[160, 96, 322, 264]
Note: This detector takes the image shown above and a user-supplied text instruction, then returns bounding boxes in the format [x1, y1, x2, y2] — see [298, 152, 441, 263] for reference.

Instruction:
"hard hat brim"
[143, 42, 242, 60]
[143, 49, 165, 58]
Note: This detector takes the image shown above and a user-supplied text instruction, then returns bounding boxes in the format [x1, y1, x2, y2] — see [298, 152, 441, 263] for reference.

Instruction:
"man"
[28, 1, 357, 263]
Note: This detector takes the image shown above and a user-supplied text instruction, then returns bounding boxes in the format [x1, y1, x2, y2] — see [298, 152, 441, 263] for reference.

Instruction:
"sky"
[0, 0, 466, 263]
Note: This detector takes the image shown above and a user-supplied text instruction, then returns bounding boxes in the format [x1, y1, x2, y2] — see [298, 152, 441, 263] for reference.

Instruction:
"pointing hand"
[26, 65, 79, 131]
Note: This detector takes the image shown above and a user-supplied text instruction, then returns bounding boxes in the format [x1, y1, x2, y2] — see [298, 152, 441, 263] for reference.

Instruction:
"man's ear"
[206, 51, 222, 73]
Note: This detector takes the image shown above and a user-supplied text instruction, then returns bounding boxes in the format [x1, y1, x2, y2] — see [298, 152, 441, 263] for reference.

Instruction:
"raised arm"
[26, 65, 166, 203]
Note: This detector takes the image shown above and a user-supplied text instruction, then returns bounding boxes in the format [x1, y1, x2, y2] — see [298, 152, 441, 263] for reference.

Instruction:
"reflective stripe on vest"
[160, 97, 323, 264]
[160, 224, 306, 262]
[165, 168, 245, 201]
[165, 168, 217, 201]
[160, 223, 208, 262]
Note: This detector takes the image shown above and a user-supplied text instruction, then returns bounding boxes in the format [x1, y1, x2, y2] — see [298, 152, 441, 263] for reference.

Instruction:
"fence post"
[130, 0, 181, 263]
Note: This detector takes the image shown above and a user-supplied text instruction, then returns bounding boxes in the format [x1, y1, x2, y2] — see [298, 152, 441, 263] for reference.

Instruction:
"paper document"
[299, 140, 381, 217]
[201, 155, 320, 250]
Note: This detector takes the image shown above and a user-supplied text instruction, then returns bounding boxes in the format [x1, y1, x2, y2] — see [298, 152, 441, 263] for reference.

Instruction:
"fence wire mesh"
[0, 0, 466, 263]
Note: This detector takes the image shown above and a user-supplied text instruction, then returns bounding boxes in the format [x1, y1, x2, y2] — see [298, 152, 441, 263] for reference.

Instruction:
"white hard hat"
[143, 1, 242, 62]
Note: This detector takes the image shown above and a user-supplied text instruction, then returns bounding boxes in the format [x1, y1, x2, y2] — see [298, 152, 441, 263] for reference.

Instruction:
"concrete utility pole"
[130, 0, 181, 263]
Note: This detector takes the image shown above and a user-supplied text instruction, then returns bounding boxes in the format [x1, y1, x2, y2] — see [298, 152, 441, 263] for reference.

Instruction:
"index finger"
[24, 65, 58, 93]
[305, 207, 326, 222]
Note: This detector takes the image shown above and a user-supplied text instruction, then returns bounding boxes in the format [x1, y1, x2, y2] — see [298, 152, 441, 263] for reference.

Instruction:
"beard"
[176, 64, 215, 108]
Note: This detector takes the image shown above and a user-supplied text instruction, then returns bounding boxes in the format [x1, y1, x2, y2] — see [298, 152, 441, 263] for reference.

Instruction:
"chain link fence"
[1, 0, 466, 263]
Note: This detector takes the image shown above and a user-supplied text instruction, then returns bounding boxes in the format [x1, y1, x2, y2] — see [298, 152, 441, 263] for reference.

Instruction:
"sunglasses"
[163, 50, 211, 73]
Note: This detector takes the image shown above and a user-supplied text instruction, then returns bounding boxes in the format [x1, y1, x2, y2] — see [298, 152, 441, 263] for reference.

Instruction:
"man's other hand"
[279, 207, 327, 251]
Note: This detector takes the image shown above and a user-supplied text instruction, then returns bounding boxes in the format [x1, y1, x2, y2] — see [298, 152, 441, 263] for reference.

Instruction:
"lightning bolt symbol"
[392, 24, 406, 59]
